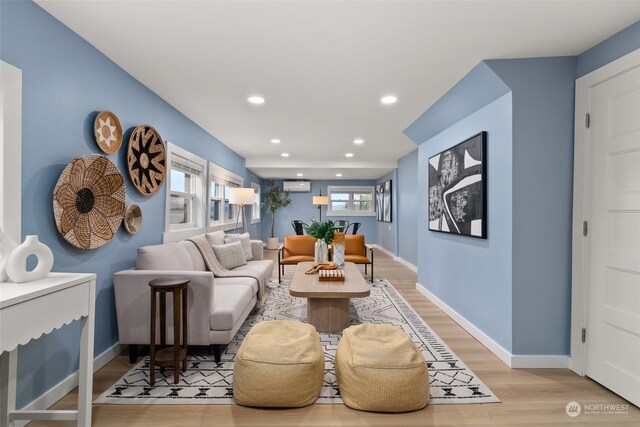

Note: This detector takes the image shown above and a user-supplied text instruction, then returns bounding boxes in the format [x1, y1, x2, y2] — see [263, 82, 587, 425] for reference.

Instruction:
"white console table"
[0, 273, 96, 426]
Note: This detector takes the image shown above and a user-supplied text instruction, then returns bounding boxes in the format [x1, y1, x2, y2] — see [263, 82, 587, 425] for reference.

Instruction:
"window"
[165, 143, 206, 241]
[251, 182, 261, 223]
[327, 186, 375, 216]
[208, 162, 243, 230]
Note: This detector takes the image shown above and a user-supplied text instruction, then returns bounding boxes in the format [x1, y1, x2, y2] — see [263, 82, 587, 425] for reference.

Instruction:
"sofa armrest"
[250, 240, 264, 260]
[114, 270, 215, 346]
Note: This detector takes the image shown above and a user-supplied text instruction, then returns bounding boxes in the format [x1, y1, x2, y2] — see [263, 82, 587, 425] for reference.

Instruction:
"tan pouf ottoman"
[335, 323, 429, 412]
[233, 320, 324, 407]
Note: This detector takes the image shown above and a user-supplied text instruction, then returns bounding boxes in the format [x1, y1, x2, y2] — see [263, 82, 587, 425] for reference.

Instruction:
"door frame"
[571, 47, 640, 375]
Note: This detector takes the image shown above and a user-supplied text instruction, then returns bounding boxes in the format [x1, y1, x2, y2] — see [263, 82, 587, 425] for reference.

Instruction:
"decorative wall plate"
[94, 111, 123, 154]
[53, 155, 126, 250]
[123, 204, 142, 234]
[127, 125, 166, 195]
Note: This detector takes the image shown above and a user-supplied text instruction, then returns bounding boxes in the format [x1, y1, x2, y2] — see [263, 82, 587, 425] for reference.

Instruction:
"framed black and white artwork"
[428, 131, 486, 238]
[383, 180, 392, 222]
[376, 183, 384, 221]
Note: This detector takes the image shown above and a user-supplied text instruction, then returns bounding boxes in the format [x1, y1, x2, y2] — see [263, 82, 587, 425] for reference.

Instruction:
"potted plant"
[304, 220, 335, 263]
[263, 180, 292, 249]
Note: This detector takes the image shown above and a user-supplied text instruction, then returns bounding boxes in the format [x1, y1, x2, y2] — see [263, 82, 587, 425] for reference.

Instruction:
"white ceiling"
[37, 0, 640, 180]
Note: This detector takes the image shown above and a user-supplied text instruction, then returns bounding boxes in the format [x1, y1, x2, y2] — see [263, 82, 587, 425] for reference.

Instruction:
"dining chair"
[334, 220, 349, 232]
[345, 222, 361, 235]
[291, 220, 307, 235]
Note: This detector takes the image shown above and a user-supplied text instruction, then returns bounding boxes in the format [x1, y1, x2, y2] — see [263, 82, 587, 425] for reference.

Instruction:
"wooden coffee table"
[290, 262, 370, 333]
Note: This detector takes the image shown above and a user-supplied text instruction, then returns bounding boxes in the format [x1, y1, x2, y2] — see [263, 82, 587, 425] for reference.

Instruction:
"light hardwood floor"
[32, 248, 640, 426]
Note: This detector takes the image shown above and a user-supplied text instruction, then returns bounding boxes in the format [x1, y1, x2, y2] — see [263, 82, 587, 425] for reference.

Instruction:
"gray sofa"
[114, 231, 273, 362]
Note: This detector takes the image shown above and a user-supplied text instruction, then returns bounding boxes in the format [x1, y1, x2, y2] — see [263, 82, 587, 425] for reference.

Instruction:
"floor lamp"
[230, 187, 255, 234]
[312, 191, 329, 222]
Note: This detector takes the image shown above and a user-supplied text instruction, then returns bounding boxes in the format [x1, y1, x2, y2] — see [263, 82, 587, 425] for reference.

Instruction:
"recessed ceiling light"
[270, 138, 281, 144]
[345, 153, 354, 158]
[247, 95, 265, 104]
[336, 173, 343, 177]
[281, 152, 289, 157]
[297, 173, 303, 177]
[353, 138, 364, 145]
[380, 95, 397, 104]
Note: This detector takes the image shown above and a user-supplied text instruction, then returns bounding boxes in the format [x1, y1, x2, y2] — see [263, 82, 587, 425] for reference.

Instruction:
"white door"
[586, 65, 640, 407]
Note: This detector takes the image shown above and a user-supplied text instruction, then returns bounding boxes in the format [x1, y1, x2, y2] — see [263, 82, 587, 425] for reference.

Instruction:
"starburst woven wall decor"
[53, 155, 126, 250]
[127, 125, 166, 195]
[94, 111, 123, 154]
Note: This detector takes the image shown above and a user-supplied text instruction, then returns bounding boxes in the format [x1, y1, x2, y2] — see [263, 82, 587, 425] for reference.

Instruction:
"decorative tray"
[319, 269, 345, 282]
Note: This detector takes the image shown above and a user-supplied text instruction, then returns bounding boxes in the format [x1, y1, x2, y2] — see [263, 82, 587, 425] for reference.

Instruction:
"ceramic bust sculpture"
[6, 235, 54, 283]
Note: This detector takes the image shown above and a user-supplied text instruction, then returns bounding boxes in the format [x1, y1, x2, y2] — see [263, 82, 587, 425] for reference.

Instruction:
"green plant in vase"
[304, 220, 335, 264]
[263, 180, 292, 249]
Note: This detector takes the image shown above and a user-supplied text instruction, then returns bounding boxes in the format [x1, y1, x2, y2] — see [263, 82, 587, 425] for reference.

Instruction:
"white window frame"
[251, 182, 261, 224]
[326, 185, 375, 217]
[207, 162, 244, 232]
[163, 143, 207, 243]
[0, 61, 22, 250]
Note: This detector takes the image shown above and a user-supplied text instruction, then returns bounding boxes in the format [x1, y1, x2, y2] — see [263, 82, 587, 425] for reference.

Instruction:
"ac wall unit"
[283, 180, 311, 192]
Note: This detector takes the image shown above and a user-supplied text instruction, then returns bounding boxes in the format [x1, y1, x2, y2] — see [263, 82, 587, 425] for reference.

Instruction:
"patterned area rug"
[96, 279, 499, 405]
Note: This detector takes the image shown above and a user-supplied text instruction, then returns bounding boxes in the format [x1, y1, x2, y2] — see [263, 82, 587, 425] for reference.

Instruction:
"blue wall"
[417, 94, 514, 351]
[486, 58, 577, 355]
[397, 149, 419, 267]
[1, 0, 260, 407]
[404, 55, 585, 356]
[261, 180, 378, 245]
[375, 171, 397, 255]
[577, 20, 640, 78]
[405, 57, 578, 355]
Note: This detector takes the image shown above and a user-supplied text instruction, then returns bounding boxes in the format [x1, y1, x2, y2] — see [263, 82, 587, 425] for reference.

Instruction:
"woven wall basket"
[123, 204, 142, 234]
[53, 155, 126, 250]
[94, 111, 123, 154]
[127, 125, 166, 195]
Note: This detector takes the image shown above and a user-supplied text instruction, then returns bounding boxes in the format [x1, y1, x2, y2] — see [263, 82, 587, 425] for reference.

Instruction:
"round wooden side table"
[149, 276, 189, 385]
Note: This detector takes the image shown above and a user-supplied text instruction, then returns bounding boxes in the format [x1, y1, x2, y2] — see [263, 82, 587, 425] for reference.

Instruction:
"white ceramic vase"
[314, 239, 328, 264]
[333, 242, 345, 266]
[6, 235, 54, 283]
[0, 227, 18, 282]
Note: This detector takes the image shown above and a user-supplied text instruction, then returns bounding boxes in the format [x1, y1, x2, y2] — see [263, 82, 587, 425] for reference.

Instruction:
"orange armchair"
[344, 234, 374, 282]
[278, 235, 316, 283]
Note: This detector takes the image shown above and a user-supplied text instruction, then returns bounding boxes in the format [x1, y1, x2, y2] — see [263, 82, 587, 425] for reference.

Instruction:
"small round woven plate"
[53, 154, 126, 250]
[127, 125, 166, 195]
[123, 204, 142, 234]
[94, 111, 123, 154]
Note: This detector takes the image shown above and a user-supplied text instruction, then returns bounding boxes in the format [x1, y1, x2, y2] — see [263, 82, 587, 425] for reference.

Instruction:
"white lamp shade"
[229, 187, 255, 205]
[312, 196, 329, 205]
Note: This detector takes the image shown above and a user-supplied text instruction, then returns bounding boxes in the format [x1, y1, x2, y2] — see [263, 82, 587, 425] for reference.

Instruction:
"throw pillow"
[224, 232, 253, 261]
[212, 241, 247, 270]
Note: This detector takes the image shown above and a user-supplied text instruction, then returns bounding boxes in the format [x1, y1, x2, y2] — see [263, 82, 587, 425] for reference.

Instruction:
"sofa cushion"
[225, 233, 253, 261]
[232, 260, 274, 287]
[215, 276, 259, 295]
[209, 284, 255, 331]
[212, 241, 247, 270]
[136, 241, 205, 271]
[205, 230, 226, 246]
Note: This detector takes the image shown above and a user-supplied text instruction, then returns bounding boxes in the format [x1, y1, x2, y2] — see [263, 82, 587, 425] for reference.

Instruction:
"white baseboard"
[17, 343, 125, 427]
[371, 244, 417, 272]
[415, 283, 569, 369]
[510, 355, 569, 369]
[395, 256, 417, 273]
